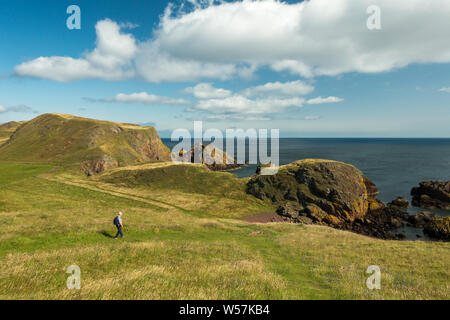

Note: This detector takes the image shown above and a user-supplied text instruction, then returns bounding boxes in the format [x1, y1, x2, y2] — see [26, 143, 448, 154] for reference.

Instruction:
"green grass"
[0, 162, 53, 187]
[97, 163, 254, 199]
[0, 162, 449, 300]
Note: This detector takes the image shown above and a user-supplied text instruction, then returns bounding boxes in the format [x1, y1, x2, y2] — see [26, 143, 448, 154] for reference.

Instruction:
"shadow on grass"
[99, 230, 115, 238]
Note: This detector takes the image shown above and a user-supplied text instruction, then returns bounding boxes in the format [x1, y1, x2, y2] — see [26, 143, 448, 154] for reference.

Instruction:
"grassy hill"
[97, 162, 247, 196]
[0, 121, 27, 146]
[53, 162, 272, 219]
[0, 114, 170, 174]
[0, 161, 448, 299]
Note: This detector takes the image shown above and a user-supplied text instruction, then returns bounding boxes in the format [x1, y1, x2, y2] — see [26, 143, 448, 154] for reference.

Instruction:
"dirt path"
[239, 212, 290, 223]
[44, 175, 176, 211]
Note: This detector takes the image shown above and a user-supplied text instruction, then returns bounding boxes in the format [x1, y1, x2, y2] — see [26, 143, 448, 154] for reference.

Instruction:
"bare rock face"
[247, 159, 414, 239]
[364, 176, 379, 198]
[182, 143, 243, 171]
[81, 155, 119, 176]
[407, 211, 438, 228]
[247, 159, 370, 224]
[407, 211, 450, 241]
[364, 177, 385, 212]
[411, 181, 450, 210]
[424, 217, 450, 241]
[388, 197, 409, 209]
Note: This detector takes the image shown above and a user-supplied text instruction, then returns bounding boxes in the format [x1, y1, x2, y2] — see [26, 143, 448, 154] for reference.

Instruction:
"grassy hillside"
[0, 114, 170, 173]
[97, 162, 247, 196]
[0, 121, 26, 146]
[52, 162, 272, 219]
[0, 161, 449, 299]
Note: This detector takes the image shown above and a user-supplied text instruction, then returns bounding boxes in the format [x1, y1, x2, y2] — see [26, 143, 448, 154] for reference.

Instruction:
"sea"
[162, 138, 450, 237]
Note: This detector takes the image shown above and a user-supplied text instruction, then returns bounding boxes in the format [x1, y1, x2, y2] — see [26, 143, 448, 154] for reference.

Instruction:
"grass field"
[0, 162, 449, 299]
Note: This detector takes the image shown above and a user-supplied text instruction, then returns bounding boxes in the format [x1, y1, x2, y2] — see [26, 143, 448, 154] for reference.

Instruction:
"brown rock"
[411, 181, 450, 210]
[246, 159, 415, 240]
[187, 142, 243, 171]
[424, 217, 450, 241]
[388, 197, 409, 209]
[247, 159, 370, 224]
[364, 177, 379, 198]
[407, 211, 437, 228]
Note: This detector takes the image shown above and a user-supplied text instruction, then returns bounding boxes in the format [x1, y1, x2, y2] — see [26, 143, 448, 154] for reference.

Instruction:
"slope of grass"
[0, 162, 449, 300]
[97, 162, 249, 197]
[0, 162, 53, 187]
[0, 121, 26, 146]
[45, 162, 273, 219]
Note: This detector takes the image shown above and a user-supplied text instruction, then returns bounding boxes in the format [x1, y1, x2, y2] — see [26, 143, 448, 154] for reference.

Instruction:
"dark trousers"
[114, 225, 123, 238]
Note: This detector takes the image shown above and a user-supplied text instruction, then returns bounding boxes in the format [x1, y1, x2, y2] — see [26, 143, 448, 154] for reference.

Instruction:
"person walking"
[114, 212, 124, 239]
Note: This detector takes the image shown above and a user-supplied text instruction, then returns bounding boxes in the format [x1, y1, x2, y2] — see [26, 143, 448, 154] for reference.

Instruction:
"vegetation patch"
[97, 163, 247, 197]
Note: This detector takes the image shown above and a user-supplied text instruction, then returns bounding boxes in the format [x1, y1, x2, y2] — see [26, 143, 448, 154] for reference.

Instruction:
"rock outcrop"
[407, 211, 437, 228]
[178, 142, 243, 171]
[246, 159, 416, 239]
[342, 207, 407, 239]
[411, 181, 450, 210]
[424, 217, 450, 241]
[247, 159, 370, 224]
[364, 177, 385, 212]
[81, 155, 119, 176]
[405, 212, 449, 241]
[388, 197, 409, 209]
[255, 163, 278, 175]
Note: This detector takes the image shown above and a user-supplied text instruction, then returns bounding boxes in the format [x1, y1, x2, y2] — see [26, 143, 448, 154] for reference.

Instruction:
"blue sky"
[1, 0, 450, 137]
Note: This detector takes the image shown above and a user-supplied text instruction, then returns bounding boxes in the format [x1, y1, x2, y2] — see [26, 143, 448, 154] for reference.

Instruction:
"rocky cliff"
[247, 159, 370, 223]
[246, 159, 411, 239]
[424, 217, 450, 241]
[411, 181, 450, 210]
[184, 143, 243, 171]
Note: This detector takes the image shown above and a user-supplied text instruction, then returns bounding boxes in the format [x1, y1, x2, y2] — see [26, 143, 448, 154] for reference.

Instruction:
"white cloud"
[197, 114, 272, 121]
[14, 19, 137, 81]
[0, 105, 37, 113]
[303, 116, 321, 120]
[119, 22, 139, 29]
[152, 0, 450, 79]
[243, 80, 314, 97]
[439, 87, 450, 93]
[15, 0, 450, 83]
[182, 83, 232, 99]
[104, 92, 189, 105]
[270, 60, 314, 78]
[135, 42, 239, 83]
[194, 95, 305, 115]
[307, 96, 344, 105]
[175, 80, 337, 117]
[97, 79, 336, 119]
